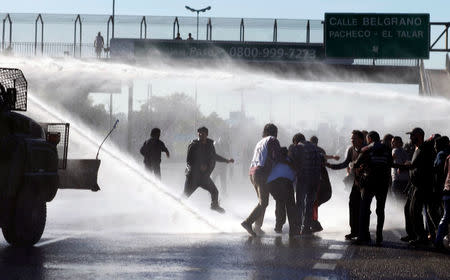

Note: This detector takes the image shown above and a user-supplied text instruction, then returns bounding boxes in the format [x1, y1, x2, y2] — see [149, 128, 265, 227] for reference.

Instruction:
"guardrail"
[2, 42, 106, 58]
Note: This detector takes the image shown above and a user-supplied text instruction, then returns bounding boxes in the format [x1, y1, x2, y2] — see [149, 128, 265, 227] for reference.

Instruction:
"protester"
[326, 130, 365, 240]
[404, 127, 435, 246]
[391, 136, 410, 200]
[267, 147, 300, 236]
[289, 133, 322, 235]
[140, 128, 170, 179]
[242, 123, 282, 236]
[309, 136, 335, 232]
[183, 126, 234, 213]
[354, 131, 393, 245]
[435, 154, 450, 249]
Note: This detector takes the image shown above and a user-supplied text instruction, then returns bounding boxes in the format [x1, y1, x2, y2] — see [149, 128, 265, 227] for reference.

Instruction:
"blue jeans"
[435, 196, 450, 246]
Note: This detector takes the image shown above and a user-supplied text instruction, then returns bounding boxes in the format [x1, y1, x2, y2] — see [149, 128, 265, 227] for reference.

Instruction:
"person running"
[326, 130, 365, 240]
[289, 133, 322, 235]
[354, 131, 393, 245]
[242, 123, 282, 237]
[94, 32, 104, 59]
[140, 128, 170, 179]
[183, 127, 234, 213]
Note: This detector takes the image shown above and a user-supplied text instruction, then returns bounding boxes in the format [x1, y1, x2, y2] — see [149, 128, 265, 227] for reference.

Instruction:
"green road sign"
[324, 13, 430, 59]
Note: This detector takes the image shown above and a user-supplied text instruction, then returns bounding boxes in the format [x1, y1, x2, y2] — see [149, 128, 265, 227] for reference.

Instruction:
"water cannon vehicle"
[0, 68, 101, 246]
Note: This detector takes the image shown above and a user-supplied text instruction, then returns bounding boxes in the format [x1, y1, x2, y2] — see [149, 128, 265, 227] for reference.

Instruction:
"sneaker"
[254, 227, 265, 236]
[311, 221, 323, 232]
[353, 237, 371, 245]
[375, 236, 383, 246]
[241, 221, 257, 237]
[409, 238, 431, 247]
[400, 235, 414, 242]
[274, 226, 283, 234]
[345, 233, 358, 240]
[210, 204, 225, 214]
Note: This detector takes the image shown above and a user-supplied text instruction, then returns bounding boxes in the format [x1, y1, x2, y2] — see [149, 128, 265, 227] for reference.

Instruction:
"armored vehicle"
[0, 68, 100, 246]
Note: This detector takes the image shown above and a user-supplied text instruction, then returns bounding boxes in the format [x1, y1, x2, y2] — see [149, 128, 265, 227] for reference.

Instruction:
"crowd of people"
[140, 123, 450, 249]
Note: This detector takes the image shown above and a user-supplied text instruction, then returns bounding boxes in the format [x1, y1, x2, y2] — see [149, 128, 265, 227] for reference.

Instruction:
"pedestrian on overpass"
[94, 32, 104, 59]
[140, 128, 170, 180]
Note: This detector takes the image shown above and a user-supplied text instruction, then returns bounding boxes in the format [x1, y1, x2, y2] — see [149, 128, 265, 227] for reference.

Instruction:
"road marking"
[392, 230, 402, 239]
[320, 253, 343, 260]
[313, 263, 337, 270]
[328, 244, 348, 250]
[304, 276, 329, 280]
[36, 235, 74, 247]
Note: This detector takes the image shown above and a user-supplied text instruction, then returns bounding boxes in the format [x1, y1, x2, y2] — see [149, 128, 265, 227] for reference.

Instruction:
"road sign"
[324, 13, 430, 59]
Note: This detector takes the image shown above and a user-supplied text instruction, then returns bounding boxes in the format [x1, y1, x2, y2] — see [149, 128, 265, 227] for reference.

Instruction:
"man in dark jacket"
[184, 126, 234, 213]
[140, 128, 170, 179]
[289, 133, 323, 235]
[326, 130, 365, 240]
[354, 131, 393, 245]
[406, 127, 436, 246]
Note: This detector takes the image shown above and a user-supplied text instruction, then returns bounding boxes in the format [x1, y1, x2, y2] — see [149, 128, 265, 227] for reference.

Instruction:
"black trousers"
[349, 183, 361, 235]
[184, 172, 219, 205]
[268, 178, 300, 234]
[359, 182, 389, 240]
[404, 192, 416, 239]
[145, 163, 161, 179]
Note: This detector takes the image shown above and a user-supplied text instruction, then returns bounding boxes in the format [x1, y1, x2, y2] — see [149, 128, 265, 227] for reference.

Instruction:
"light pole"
[185, 5, 211, 40]
[112, 0, 115, 38]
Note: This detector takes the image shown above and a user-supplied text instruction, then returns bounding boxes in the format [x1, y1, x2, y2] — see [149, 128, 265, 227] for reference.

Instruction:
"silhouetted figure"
[140, 128, 169, 179]
[309, 136, 335, 233]
[94, 32, 104, 59]
[404, 127, 435, 246]
[187, 33, 194, 40]
[435, 154, 450, 249]
[183, 127, 234, 213]
[391, 136, 410, 200]
[175, 32, 182, 40]
[354, 131, 393, 246]
[267, 147, 300, 236]
[242, 123, 282, 237]
[289, 133, 322, 235]
[326, 130, 365, 240]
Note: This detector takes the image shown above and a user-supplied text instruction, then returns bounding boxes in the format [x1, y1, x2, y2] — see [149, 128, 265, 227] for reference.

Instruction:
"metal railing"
[3, 41, 106, 58]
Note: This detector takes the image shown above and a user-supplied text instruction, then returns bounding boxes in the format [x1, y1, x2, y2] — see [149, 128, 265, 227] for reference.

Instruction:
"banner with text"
[324, 13, 430, 59]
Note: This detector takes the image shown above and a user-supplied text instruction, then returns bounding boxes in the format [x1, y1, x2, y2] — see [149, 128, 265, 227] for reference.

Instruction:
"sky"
[2, 0, 450, 21]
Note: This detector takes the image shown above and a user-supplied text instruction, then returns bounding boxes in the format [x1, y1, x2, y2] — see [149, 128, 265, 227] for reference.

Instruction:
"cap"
[406, 127, 424, 136]
[197, 126, 208, 134]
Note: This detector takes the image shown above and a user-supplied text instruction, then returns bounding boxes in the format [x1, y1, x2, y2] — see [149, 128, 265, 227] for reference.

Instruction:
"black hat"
[406, 127, 424, 136]
[197, 126, 208, 134]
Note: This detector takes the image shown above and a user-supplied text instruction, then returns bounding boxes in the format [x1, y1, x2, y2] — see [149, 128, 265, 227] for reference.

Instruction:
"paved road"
[0, 217, 448, 280]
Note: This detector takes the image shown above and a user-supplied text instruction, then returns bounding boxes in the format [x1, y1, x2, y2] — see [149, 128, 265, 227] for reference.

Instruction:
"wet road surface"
[1, 225, 449, 280]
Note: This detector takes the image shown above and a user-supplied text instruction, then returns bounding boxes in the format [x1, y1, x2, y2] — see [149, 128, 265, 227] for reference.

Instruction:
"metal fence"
[4, 42, 105, 58]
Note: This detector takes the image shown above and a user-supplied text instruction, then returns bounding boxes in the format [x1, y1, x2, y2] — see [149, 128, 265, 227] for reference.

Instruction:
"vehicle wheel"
[10, 188, 47, 246]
